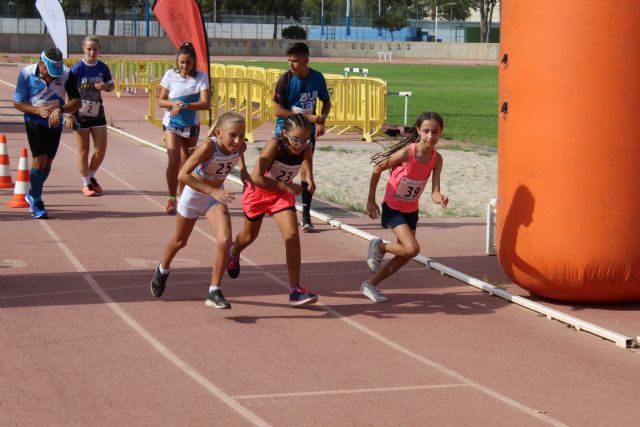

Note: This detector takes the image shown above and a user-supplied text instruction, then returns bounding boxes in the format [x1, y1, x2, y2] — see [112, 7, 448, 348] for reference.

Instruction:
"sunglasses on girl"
[285, 134, 309, 146]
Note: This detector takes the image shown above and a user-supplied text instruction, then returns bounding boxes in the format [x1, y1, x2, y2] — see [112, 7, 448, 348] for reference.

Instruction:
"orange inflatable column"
[497, 0, 640, 302]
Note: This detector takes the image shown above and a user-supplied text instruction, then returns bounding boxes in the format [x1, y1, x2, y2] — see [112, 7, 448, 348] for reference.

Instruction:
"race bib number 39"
[394, 177, 427, 201]
[267, 161, 300, 183]
[79, 100, 101, 117]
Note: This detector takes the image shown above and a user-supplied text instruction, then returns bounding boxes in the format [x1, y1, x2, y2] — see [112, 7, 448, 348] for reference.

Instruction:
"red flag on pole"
[152, 0, 210, 80]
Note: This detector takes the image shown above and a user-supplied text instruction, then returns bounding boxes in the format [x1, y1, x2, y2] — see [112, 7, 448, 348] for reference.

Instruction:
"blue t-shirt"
[13, 63, 80, 128]
[272, 69, 330, 136]
[70, 59, 113, 121]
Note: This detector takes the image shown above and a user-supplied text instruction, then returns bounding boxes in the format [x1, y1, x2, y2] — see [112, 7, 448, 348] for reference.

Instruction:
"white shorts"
[177, 184, 224, 219]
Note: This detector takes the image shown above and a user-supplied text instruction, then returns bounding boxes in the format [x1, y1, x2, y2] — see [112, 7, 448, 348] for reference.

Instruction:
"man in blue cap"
[13, 48, 81, 219]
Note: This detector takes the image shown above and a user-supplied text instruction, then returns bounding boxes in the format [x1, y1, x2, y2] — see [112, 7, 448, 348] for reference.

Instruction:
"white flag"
[35, 0, 68, 58]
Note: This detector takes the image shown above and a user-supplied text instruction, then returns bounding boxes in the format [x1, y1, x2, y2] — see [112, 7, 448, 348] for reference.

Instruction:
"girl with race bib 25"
[362, 112, 449, 303]
[150, 112, 251, 309]
[226, 113, 319, 307]
[158, 42, 211, 214]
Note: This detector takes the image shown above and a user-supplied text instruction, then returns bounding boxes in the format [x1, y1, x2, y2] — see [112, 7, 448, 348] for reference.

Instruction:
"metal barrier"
[130, 60, 388, 143]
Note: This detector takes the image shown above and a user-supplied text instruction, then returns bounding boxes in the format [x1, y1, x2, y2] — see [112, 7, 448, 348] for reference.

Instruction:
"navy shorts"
[25, 121, 62, 159]
[381, 202, 419, 230]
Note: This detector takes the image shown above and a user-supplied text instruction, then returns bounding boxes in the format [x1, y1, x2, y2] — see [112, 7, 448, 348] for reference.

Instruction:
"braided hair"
[371, 111, 444, 166]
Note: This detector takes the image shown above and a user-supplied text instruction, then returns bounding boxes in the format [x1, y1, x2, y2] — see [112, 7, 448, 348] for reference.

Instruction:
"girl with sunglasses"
[226, 113, 318, 306]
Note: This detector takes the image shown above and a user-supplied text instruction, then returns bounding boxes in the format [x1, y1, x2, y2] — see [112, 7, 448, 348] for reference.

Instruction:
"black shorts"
[75, 115, 107, 130]
[381, 202, 419, 230]
[25, 121, 62, 159]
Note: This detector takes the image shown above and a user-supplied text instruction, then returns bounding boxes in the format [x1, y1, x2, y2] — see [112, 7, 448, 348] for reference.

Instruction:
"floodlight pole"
[145, 0, 149, 37]
[346, 0, 351, 36]
[321, 0, 325, 36]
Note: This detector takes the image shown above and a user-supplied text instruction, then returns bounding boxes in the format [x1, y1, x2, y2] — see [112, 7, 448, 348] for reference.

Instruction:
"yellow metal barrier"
[143, 61, 387, 143]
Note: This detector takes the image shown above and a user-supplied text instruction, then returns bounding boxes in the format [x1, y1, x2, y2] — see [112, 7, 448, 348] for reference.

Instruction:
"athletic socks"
[209, 285, 220, 293]
[89, 170, 96, 178]
[82, 176, 91, 186]
[29, 168, 48, 201]
[158, 263, 170, 275]
[301, 181, 313, 218]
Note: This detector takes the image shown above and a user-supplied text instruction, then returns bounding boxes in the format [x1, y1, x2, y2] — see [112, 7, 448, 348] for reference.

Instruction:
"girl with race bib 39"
[226, 113, 319, 307]
[361, 112, 449, 303]
[150, 112, 251, 309]
[65, 35, 114, 197]
[158, 42, 211, 214]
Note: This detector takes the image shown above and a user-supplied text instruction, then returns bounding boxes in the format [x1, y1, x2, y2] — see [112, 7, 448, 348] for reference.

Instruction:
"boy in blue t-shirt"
[273, 42, 332, 232]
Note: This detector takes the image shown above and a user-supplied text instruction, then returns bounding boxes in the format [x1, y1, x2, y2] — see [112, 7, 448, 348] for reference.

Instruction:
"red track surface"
[1, 65, 639, 426]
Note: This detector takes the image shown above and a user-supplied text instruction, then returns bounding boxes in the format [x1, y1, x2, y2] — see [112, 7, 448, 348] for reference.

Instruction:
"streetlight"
[321, 0, 325, 37]
[434, 2, 455, 42]
[346, 0, 351, 36]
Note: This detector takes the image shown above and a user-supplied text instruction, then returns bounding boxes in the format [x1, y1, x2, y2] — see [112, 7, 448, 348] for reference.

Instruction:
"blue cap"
[40, 51, 63, 77]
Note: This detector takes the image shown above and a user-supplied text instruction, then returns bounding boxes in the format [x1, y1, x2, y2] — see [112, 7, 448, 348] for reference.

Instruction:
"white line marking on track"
[0, 79, 16, 88]
[233, 383, 470, 400]
[103, 126, 569, 427]
[38, 221, 270, 427]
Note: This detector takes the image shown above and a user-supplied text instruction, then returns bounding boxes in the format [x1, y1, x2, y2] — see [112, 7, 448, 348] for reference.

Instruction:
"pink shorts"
[242, 187, 295, 221]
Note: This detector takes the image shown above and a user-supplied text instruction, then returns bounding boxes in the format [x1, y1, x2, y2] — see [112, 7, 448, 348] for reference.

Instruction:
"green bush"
[281, 25, 307, 40]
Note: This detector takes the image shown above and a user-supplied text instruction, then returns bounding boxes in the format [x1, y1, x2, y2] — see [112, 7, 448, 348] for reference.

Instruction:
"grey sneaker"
[360, 281, 388, 303]
[205, 289, 231, 309]
[150, 263, 169, 298]
[366, 238, 384, 273]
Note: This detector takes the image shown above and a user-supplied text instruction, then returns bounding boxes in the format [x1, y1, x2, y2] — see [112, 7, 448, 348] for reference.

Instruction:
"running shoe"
[32, 200, 48, 219]
[165, 197, 177, 215]
[226, 245, 241, 279]
[205, 289, 231, 309]
[360, 281, 389, 303]
[366, 238, 384, 273]
[25, 192, 35, 213]
[90, 177, 103, 194]
[300, 216, 314, 233]
[289, 287, 318, 307]
[150, 263, 169, 297]
[82, 184, 97, 197]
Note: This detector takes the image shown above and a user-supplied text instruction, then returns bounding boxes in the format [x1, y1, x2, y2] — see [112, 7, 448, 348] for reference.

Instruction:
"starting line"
[107, 124, 637, 350]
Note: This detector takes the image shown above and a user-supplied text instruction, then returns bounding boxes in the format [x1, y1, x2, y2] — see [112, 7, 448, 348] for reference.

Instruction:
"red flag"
[152, 0, 210, 80]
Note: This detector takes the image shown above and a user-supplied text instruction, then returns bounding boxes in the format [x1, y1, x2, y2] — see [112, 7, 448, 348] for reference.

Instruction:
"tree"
[473, 0, 498, 42]
[372, 14, 406, 40]
[259, 0, 303, 39]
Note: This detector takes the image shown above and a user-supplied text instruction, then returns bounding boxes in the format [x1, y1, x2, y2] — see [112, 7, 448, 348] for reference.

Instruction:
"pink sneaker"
[82, 184, 97, 197]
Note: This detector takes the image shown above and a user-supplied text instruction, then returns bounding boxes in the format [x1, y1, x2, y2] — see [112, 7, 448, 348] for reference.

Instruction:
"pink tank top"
[383, 143, 436, 213]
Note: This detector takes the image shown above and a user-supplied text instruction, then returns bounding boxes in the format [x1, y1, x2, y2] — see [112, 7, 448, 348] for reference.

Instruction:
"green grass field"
[217, 60, 499, 148]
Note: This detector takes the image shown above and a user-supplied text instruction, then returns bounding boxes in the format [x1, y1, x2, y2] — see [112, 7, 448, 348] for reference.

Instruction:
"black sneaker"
[205, 289, 231, 309]
[150, 263, 169, 297]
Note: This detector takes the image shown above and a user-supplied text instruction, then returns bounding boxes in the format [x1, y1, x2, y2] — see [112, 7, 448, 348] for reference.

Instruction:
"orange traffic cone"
[7, 148, 30, 208]
[0, 133, 14, 188]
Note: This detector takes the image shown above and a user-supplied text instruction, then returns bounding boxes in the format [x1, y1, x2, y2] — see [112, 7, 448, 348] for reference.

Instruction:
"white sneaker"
[366, 238, 384, 273]
[360, 281, 388, 303]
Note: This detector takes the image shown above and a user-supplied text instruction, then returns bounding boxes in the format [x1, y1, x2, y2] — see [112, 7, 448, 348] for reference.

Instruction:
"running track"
[1, 65, 639, 426]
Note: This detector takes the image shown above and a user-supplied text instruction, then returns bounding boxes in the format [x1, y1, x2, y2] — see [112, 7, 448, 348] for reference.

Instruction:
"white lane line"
[233, 383, 470, 400]
[5, 106, 567, 425]
[0, 79, 16, 88]
[104, 127, 569, 427]
[38, 221, 270, 427]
